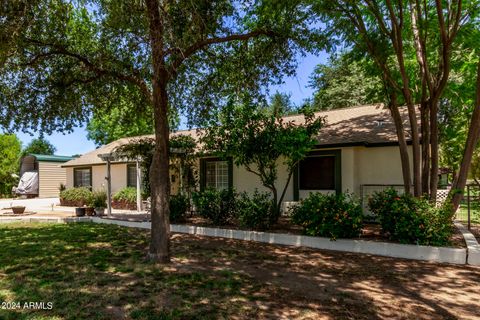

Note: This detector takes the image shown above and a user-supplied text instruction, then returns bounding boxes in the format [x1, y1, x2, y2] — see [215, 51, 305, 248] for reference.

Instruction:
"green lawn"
[0, 223, 269, 320]
[1, 222, 480, 320]
[456, 206, 480, 224]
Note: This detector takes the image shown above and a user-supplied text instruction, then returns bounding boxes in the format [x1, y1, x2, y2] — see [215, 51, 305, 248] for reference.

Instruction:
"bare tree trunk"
[429, 99, 440, 202]
[146, 0, 171, 263]
[385, 0, 422, 196]
[451, 60, 480, 212]
[389, 93, 412, 194]
[421, 101, 430, 195]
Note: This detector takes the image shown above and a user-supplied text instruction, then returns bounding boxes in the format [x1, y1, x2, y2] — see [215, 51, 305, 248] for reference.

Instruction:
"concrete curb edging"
[454, 221, 480, 265]
[0, 216, 468, 265]
[0, 216, 92, 224]
[189, 225, 466, 265]
[90, 217, 151, 229]
[85, 219, 467, 264]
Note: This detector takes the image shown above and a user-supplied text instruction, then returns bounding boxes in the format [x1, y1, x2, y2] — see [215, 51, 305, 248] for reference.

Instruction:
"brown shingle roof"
[62, 130, 200, 167]
[63, 104, 411, 167]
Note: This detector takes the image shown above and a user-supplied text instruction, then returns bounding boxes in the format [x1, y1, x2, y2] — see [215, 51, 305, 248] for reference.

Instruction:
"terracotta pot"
[85, 207, 95, 216]
[11, 206, 26, 214]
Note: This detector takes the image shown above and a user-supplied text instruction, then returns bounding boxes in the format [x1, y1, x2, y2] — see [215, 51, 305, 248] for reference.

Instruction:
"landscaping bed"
[104, 214, 467, 248]
[0, 222, 478, 320]
[111, 199, 137, 210]
[177, 216, 466, 248]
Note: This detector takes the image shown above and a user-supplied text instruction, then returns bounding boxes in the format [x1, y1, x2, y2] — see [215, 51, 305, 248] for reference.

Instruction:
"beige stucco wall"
[353, 145, 413, 194]
[65, 162, 146, 195]
[229, 145, 412, 201]
[65, 167, 73, 189]
[64, 163, 128, 193]
[64, 145, 412, 201]
[233, 159, 294, 201]
[38, 161, 67, 198]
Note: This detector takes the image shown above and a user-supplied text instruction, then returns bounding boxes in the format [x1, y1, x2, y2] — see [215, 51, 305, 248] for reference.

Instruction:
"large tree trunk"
[421, 102, 430, 195]
[451, 60, 480, 212]
[146, 0, 171, 263]
[389, 94, 412, 194]
[429, 99, 440, 202]
[149, 83, 171, 263]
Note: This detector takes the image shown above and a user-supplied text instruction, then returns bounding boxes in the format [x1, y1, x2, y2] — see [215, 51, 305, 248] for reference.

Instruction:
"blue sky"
[13, 51, 328, 156]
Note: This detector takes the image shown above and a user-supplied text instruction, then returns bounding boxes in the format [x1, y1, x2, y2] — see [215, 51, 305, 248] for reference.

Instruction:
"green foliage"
[192, 189, 236, 225]
[0, 134, 21, 197]
[368, 189, 453, 245]
[309, 53, 384, 110]
[291, 193, 363, 239]
[236, 190, 275, 230]
[170, 135, 198, 195]
[21, 137, 56, 157]
[169, 194, 189, 223]
[114, 138, 154, 197]
[114, 135, 198, 198]
[113, 187, 137, 204]
[86, 104, 154, 146]
[264, 92, 297, 116]
[201, 100, 323, 218]
[90, 190, 107, 208]
[60, 187, 93, 206]
[0, 1, 317, 135]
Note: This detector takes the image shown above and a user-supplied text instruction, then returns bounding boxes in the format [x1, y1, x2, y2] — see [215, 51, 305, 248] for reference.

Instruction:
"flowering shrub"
[368, 188, 452, 245]
[291, 193, 363, 239]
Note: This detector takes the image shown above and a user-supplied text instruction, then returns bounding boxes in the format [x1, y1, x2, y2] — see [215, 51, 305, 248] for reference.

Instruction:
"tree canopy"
[201, 100, 323, 217]
[0, 134, 22, 197]
[309, 53, 384, 110]
[0, 0, 321, 261]
[21, 137, 56, 156]
[313, 0, 480, 206]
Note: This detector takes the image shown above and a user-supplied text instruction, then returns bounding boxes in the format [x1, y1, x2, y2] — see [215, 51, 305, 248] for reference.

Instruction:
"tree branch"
[167, 29, 276, 77]
[23, 38, 153, 103]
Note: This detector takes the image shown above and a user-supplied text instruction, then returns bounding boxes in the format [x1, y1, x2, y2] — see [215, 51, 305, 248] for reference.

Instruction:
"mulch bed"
[105, 213, 466, 248]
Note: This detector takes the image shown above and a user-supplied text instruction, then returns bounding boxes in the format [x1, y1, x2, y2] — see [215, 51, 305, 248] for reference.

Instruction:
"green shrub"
[170, 194, 189, 223]
[192, 189, 236, 225]
[113, 187, 137, 203]
[236, 190, 275, 230]
[90, 190, 107, 208]
[367, 188, 399, 236]
[60, 187, 93, 206]
[368, 189, 453, 245]
[291, 193, 363, 239]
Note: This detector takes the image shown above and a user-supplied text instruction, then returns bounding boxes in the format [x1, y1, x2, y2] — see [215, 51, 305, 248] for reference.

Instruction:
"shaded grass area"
[0, 222, 479, 319]
[0, 223, 270, 320]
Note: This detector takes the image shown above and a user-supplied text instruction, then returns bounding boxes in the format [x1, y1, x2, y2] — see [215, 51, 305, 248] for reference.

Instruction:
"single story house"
[62, 104, 414, 209]
[17, 154, 74, 198]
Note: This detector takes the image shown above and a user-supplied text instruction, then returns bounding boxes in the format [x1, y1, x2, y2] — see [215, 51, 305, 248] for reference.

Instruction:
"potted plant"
[92, 190, 107, 216]
[85, 206, 95, 216]
[11, 206, 26, 214]
[75, 207, 86, 216]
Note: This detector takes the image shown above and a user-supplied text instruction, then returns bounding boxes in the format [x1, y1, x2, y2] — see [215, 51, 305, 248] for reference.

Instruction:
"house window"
[203, 159, 230, 190]
[299, 156, 336, 190]
[127, 164, 137, 188]
[74, 168, 92, 188]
